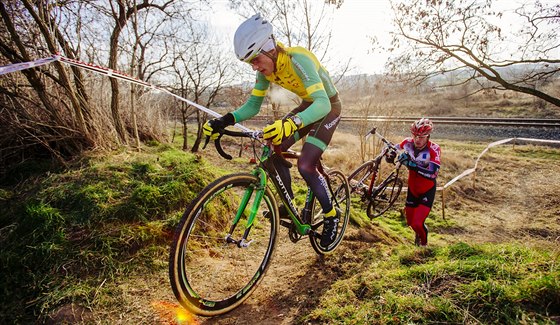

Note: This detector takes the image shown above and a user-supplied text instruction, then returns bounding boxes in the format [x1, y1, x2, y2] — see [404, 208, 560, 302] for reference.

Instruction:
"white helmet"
[234, 13, 273, 62]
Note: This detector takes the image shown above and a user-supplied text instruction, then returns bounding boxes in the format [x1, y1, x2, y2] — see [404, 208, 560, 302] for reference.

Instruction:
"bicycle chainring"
[288, 224, 303, 243]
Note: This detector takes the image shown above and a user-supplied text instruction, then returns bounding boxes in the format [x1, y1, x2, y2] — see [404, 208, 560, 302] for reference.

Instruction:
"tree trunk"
[182, 108, 188, 151]
[191, 110, 203, 153]
[109, 50, 127, 144]
[108, 1, 128, 144]
[21, 0, 90, 140]
[130, 83, 140, 150]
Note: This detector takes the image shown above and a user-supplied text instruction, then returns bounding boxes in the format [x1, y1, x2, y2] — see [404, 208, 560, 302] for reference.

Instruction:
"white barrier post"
[441, 188, 446, 220]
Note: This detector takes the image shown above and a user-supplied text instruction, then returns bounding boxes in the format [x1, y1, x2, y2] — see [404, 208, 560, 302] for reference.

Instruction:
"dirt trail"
[108, 144, 560, 325]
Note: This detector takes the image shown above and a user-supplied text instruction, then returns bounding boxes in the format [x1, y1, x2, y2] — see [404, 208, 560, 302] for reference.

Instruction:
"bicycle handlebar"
[365, 127, 399, 151]
[364, 126, 409, 168]
[203, 128, 263, 160]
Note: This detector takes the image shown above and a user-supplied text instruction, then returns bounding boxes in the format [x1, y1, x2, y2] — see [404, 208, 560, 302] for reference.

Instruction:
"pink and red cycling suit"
[396, 138, 441, 197]
[396, 137, 441, 246]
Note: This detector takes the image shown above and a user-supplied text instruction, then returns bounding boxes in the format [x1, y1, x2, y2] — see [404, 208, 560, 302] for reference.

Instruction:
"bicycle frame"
[346, 126, 406, 219]
[372, 162, 401, 197]
[366, 147, 402, 198]
[170, 128, 350, 316]
[364, 150, 386, 197]
[228, 142, 319, 246]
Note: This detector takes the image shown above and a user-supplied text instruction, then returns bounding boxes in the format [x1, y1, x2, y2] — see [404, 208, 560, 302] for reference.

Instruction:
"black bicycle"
[347, 127, 404, 218]
[169, 128, 350, 316]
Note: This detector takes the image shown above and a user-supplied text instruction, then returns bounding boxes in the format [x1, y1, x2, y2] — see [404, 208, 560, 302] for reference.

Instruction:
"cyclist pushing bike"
[388, 118, 441, 246]
[203, 13, 342, 248]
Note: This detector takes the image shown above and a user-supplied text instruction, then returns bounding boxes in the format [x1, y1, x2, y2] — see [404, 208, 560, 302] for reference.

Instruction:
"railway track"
[244, 115, 560, 141]
[251, 115, 560, 127]
[341, 116, 560, 127]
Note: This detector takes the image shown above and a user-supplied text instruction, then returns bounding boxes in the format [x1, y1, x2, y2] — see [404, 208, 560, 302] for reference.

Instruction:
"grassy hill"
[0, 131, 559, 324]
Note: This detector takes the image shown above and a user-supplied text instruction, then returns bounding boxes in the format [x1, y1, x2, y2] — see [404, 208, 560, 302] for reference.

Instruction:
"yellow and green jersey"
[231, 43, 338, 126]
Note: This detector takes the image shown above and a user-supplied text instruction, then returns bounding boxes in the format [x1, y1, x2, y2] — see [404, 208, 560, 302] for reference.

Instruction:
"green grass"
[0, 144, 216, 323]
[306, 242, 559, 324]
[509, 144, 560, 160]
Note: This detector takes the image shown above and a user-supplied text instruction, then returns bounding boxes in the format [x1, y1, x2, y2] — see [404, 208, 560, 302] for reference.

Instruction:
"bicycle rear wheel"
[169, 173, 279, 316]
[367, 175, 403, 218]
[309, 169, 350, 254]
[347, 160, 376, 195]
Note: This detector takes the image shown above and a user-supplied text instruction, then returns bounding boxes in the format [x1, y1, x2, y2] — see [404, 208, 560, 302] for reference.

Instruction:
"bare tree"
[0, 1, 98, 167]
[125, 3, 183, 149]
[168, 22, 236, 152]
[387, 0, 560, 107]
[0, 0, 206, 171]
[170, 49, 197, 151]
[104, 0, 188, 144]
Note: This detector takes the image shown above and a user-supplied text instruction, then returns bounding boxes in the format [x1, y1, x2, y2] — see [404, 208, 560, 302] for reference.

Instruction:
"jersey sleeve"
[429, 142, 441, 166]
[290, 53, 331, 126]
[231, 73, 270, 123]
[398, 138, 414, 154]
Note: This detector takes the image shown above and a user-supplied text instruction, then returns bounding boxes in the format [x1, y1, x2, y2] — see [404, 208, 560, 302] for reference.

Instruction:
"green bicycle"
[169, 128, 350, 316]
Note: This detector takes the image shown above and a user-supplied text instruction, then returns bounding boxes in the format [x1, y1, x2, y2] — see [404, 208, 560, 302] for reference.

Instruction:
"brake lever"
[203, 135, 211, 149]
[214, 133, 233, 160]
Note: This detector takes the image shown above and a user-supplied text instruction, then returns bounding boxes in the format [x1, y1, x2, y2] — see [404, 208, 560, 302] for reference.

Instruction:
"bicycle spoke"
[347, 161, 375, 195]
[368, 176, 403, 218]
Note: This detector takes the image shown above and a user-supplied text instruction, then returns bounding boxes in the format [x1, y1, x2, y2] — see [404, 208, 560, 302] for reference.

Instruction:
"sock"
[324, 207, 336, 218]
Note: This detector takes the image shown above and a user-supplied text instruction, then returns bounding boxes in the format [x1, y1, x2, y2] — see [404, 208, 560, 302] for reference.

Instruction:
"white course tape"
[0, 56, 58, 75]
[0, 55, 252, 132]
[442, 137, 560, 189]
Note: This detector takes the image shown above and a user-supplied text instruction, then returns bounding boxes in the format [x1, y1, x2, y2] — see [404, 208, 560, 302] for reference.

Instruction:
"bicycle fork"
[225, 169, 268, 248]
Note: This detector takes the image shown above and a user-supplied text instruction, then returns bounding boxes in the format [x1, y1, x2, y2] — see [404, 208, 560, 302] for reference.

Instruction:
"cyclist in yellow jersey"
[203, 13, 342, 247]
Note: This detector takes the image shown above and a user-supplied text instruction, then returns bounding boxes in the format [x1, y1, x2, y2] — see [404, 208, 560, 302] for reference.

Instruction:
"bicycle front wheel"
[367, 175, 403, 218]
[169, 173, 279, 316]
[309, 169, 351, 254]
